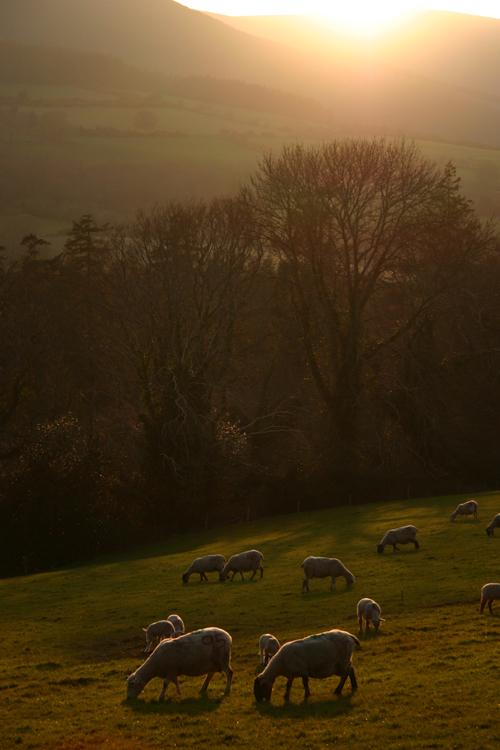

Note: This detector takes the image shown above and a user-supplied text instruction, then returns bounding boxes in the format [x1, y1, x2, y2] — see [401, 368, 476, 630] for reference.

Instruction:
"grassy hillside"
[3, 1, 500, 148]
[2, 491, 500, 749]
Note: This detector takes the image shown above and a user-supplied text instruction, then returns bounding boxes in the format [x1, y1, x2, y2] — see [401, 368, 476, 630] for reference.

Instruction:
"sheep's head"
[127, 673, 147, 699]
[487, 528, 493, 536]
[219, 571, 227, 582]
[449, 513, 454, 522]
[377, 544, 384, 554]
[182, 573, 189, 583]
[254, 675, 272, 702]
[346, 573, 355, 588]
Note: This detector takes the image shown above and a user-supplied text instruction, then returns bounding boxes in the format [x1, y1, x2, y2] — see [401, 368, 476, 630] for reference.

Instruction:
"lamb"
[377, 525, 419, 554]
[301, 557, 355, 593]
[143, 620, 175, 653]
[486, 514, 500, 536]
[357, 598, 385, 632]
[253, 629, 360, 702]
[259, 634, 280, 665]
[167, 614, 185, 637]
[450, 500, 478, 522]
[480, 583, 500, 614]
[182, 554, 226, 583]
[127, 627, 233, 700]
[219, 550, 264, 581]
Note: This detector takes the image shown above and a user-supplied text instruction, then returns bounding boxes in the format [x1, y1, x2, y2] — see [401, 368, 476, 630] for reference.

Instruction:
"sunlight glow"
[182, 0, 500, 36]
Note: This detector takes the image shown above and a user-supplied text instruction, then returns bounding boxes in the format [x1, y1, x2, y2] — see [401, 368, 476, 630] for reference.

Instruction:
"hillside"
[2, 1, 500, 146]
[209, 9, 500, 99]
[1, 492, 500, 749]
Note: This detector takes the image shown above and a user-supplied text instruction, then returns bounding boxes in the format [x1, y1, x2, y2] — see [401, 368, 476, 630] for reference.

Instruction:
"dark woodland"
[1, 138, 500, 576]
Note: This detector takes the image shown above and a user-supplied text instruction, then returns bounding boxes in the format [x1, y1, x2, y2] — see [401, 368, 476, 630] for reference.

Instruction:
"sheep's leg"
[358, 615, 363, 631]
[199, 672, 215, 693]
[349, 667, 358, 691]
[330, 577, 336, 591]
[144, 639, 151, 653]
[223, 666, 233, 694]
[240, 571, 245, 580]
[302, 577, 309, 594]
[174, 677, 182, 695]
[158, 678, 172, 701]
[284, 677, 294, 700]
[260, 647, 265, 665]
[365, 620, 370, 632]
[250, 569, 257, 580]
[393, 545, 400, 552]
[413, 540, 420, 549]
[231, 571, 237, 581]
[334, 672, 348, 695]
[488, 599, 494, 614]
[480, 598, 487, 613]
[260, 565, 263, 578]
[203, 572, 209, 581]
[302, 676, 310, 698]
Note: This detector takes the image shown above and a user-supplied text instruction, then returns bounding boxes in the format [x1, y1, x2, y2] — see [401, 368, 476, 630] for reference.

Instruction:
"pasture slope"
[2, 492, 500, 749]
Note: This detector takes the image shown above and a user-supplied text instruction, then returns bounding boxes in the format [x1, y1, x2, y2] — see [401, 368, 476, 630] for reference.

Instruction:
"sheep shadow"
[123, 691, 225, 716]
[254, 693, 356, 719]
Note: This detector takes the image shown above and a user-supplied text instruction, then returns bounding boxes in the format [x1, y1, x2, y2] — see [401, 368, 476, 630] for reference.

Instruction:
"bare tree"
[243, 138, 499, 471]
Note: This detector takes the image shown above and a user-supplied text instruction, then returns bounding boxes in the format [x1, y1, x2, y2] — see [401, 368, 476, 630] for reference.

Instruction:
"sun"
[316, 1, 414, 37]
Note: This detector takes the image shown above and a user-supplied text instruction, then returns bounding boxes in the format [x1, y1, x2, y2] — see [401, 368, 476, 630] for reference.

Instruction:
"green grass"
[2, 491, 500, 749]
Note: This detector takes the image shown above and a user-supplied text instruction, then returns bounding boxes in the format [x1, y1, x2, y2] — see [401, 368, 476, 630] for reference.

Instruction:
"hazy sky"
[182, 0, 500, 28]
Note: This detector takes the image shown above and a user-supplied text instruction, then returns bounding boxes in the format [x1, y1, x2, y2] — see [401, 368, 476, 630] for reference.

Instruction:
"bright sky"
[182, 1, 500, 35]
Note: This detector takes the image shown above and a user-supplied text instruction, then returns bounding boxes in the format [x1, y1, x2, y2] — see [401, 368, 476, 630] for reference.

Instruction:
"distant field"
[0, 82, 118, 100]
[2, 492, 500, 749]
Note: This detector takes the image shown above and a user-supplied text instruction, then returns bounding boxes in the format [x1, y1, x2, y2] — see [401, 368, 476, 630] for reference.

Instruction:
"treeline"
[0, 40, 332, 123]
[1, 138, 500, 577]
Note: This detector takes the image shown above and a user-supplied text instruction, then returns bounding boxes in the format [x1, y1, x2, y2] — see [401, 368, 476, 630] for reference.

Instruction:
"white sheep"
[480, 583, 500, 614]
[486, 514, 500, 536]
[143, 620, 175, 653]
[182, 554, 226, 583]
[253, 629, 360, 702]
[301, 557, 355, 593]
[219, 550, 264, 581]
[450, 500, 478, 522]
[259, 634, 280, 665]
[377, 525, 419, 554]
[357, 598, 385, 632]
[167, 614, 185, 637]
[127, 627, 233, 700]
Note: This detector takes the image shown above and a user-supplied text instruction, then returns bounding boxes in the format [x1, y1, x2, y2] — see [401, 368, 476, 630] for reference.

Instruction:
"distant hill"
[0, 40, 333, 123]
[2, 1, 500, 146]
[209, 9, 500, 99]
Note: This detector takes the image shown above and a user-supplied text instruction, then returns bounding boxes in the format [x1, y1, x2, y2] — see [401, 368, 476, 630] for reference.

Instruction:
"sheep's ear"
[379, 618, 386, 622]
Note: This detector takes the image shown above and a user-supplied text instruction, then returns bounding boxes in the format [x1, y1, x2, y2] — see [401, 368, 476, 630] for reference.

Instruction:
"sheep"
[377, 525, 419, 554]
[167, 614, 185, 637]
[219, 549, 264, 581]
[143, 620, 175, 653]
[450, 500, 478, 522]
[480, 583, 500, 614]
[127, 627, 233, 700]
[301, 557, 355, 593]
[486, 514, 500, 536]
[182, 554, 226, 583]
[253, 629, 360, 702]
[259, 634, 280, 665]
[357, 598, 385, 632]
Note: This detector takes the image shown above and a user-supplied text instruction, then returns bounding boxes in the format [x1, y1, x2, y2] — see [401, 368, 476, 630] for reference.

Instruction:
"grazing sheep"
[259, 634, 280, 665]
[143, 620, 175, 653]
[450, 500, 478, 522]
[480, 583, 500, 614]
[167, 614, 185, 637]
[127, 627, 233, 700]
[301, 557, 355, 593]
[182, 554, 226, 583]
[377, 525, 419, 554]
[253, 629, 360, 702]
[357, 598, 385, 632]
[486, 514, 500, 536]
[219, 550, 264, 582]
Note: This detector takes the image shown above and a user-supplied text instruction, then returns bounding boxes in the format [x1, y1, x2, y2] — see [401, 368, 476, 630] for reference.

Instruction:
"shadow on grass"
[254, 693, 356, 719]
[122, 691, 226, 716]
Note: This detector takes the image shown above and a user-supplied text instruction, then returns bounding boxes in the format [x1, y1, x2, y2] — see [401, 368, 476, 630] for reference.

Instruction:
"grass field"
[2, 491, 500, 750]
